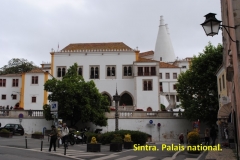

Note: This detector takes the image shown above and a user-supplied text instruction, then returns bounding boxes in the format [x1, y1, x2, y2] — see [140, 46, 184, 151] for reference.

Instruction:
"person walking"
[210, 126, 217, 146]
[179, 133, 184, 144]
[61, 123, 69, 146]
[204, 128, 210, 145]
[49, 125, 58, 152]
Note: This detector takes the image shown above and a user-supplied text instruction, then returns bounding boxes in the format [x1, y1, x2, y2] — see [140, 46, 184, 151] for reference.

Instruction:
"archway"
[147, 107, 152, 111]
[120, 92, 133, 106]
[102, 92, 112, 106]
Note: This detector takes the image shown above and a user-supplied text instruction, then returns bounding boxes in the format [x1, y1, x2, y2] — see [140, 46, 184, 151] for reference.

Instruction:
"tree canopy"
[176, 42, 223, 126]
[43, 63, 110, 127]
[0, 58, 37, 75]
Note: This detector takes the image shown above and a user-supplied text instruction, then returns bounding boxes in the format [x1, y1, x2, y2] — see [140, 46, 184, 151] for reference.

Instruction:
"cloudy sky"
[1, 0, 222, 67]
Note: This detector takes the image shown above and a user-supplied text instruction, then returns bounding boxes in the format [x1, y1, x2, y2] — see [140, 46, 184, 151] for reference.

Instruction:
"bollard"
[25, 136, 27, 149]
[41, 139, 43, 151]
[64, 143, 67, 155]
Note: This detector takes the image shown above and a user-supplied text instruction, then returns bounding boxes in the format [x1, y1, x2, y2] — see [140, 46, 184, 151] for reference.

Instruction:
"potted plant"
[110, 134, 123, 152]
[187, 129, 201, 154]
[123, 134, 133, 149]
[87, 137, 101, 152]
[0, 129, 13, 138]
[31, 131, 44, 139]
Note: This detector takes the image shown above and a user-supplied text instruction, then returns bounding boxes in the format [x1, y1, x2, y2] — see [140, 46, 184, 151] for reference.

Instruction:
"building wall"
[24, 73, 45, 110]
[216, 66, 228, 108]
[0, 75, 22, 108]
[221, 0, 240, 153]
[82, 118, 207, 143]
[0, 118, 52, 134]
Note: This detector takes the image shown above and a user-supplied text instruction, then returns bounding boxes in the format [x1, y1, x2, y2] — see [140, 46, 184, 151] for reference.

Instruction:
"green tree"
[0, 58, 37, 75]
[43, 63, 110, 127]
[176, 42, 223, 126]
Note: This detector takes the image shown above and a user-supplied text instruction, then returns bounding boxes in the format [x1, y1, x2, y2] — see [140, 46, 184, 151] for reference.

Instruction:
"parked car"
[0, 124, 24, 135]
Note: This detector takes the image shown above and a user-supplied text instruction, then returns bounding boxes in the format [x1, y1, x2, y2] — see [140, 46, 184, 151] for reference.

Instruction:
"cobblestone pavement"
[205, 148, 237, 160]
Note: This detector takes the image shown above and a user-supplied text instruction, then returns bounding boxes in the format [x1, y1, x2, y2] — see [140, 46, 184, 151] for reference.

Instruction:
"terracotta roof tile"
[27, 68, 45, 73]
[0, 74, 22, 77]
[136, 57, 158, 62]
[139, 51, 154, 57]
[61, 42, 133, 51]
[159, 62, 179, 68]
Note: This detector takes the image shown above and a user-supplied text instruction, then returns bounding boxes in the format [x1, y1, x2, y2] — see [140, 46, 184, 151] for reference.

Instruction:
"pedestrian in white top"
[61, 123, 69, 145]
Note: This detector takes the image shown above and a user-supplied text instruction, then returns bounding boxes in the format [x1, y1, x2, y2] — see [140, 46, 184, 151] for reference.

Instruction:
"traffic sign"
[50, 101, 58, 111]
[149, 120, 153, 124]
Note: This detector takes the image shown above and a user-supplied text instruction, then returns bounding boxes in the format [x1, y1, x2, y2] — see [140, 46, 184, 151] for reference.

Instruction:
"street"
[0, 135, 203, 160]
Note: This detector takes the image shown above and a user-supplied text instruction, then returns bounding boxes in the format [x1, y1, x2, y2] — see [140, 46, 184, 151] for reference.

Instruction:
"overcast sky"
[0, 0, 222, 67]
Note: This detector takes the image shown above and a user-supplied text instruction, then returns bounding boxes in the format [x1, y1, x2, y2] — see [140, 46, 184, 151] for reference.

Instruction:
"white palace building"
[0, 16, 194, 141]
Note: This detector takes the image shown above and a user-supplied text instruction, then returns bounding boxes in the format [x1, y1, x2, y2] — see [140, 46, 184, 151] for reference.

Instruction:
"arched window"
[57, 68, 61, 77]
[90, 67, 94, 79]
[147, 107, 152, 111]
[62, 68, 66, 77]
[144, 81, 147, 90]
[107, 67, 111, 76]
[120, 93, 133, 106]
[78, 67, 82, 76]
[128, 67, 132, 76]
[124, 67, 127, 76]
[112, 67, 115, 76]
[95, 67, 99, 78]
[102, 93, 111, 106]
[148, 81, 152, 90]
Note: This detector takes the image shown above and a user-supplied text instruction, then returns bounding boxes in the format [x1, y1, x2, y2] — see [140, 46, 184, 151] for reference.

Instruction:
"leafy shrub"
[111, 134, 123, 143]
[161, 104, 166, 111]
[187, 129, 200, 144]
[0, 129, 11, 133]
[100, 130, 147, 145]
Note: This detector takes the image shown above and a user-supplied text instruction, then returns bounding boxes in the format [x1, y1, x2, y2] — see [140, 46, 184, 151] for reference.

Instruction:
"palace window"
[12, 79, 19, 87]
[32, 96, 36, 103]
[222, 75, 225, 89]
[78, 66, 83, 76]
[138, 67, 143, 76]
[219, 78, 222, 91]
[0, 79, 6, 87]
[138, 66, 156, 76]
[173, 84, 177, 90]
[123, 66, 132, 76]
[160, 82, 163, 92]
[12, 94, 17, 100]
[106, 66, 116, 78]
[143, 80, 152, 91]
[166, 73, 170, 79]
[173, 73, 177, 79]
[90, 66, 99, 79]
[2, 94, 6, 100]
[57, 67, 66, 77]
[31, 76, 38, 84]
[159, 73, 162, 79]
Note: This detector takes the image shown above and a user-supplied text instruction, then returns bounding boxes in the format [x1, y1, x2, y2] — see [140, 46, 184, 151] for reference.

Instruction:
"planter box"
[124, 142, 133, 149]
[0, 132, 13, 138]
[110, 143, 122, 152]
[87, 143, 101, 152]
[31, 134, 44, 139]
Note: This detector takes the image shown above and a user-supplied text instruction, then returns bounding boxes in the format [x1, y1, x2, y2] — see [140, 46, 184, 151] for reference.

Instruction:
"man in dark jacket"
[210, 126, 217, 146]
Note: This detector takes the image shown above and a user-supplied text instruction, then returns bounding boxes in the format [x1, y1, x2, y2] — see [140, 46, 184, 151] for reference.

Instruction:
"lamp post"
[201, 13, 238, 48]
[113, 89, 120, 131]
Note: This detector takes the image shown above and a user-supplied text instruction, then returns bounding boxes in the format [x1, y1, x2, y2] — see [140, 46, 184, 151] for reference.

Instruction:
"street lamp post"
[201, 13, 239, 51]
[113, 89, 120, 131]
